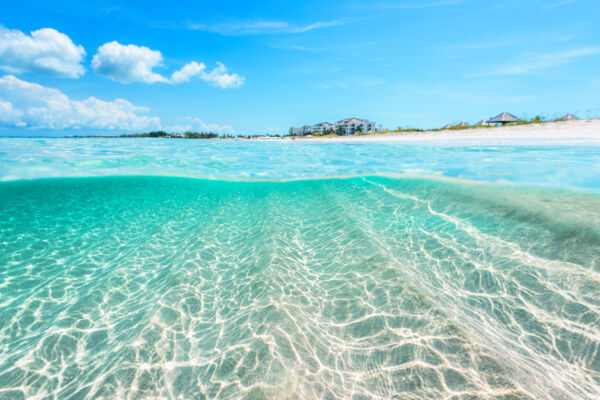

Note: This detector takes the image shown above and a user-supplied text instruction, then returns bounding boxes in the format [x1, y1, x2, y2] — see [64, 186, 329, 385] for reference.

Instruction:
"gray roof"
[489, 112, 520, 123]
[474, 119, 490, 126]
[442, 124, 453, 129]
[559, 114, 579, 121]
[337, 117, 371, 124]
[456, 121, 470, 127]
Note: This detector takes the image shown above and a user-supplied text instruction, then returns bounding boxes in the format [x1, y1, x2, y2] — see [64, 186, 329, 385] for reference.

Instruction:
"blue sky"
[0, 0, 599, 136]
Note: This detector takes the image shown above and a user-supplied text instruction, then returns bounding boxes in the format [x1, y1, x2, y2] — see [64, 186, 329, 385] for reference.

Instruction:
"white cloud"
[353, 1, 463, 10]
[0, 100, 24, 125]
[0, 27, 86, 78]
[171, 61, 206, 83]
[542, 0, 576, 9]
[472, 47, 600, 76]
[195, 62, 244, 88]
[0, 75, 160, 130]
[92, 41, 244, 88]
[91, 41, 168, 83]
[166, 117, 234, 134]
[187, 19, 352, 35]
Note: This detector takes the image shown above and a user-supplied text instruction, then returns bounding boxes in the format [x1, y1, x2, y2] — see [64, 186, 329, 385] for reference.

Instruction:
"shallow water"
[0, 139, 599, 399]
[1, 138, 600, 190]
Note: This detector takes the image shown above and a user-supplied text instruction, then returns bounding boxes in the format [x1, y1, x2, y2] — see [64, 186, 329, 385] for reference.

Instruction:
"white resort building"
[289, 118, 377, 136]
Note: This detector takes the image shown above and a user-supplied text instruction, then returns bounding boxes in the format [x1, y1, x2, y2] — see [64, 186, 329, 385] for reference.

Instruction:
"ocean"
[0, 138, 599, 399]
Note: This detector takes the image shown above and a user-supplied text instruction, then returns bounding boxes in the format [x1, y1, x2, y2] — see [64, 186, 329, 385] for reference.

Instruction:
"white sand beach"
[282, 119, 600, 144]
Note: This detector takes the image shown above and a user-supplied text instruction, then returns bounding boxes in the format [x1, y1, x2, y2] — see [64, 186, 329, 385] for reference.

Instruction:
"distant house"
[489, 112, 520, 125]
[474, 119, 493, 127]
[442, 124, 453, 129]
[558, 114, 579, 121]
[289, 125, 313, 136]
[455, 121, 470, 128]
[311, 122, 336, 134]
[335, 118, 377, 135]
[289, 117, 377, 136]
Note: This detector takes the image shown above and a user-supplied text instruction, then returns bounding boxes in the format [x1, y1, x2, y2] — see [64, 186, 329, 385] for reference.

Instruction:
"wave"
[2, 137, 600, 191]
[0, 175, 598, 399]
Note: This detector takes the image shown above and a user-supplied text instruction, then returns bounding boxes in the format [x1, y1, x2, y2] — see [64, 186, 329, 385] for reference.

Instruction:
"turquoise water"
[0, 139, 599, 399]
[1, 138, 600, 190]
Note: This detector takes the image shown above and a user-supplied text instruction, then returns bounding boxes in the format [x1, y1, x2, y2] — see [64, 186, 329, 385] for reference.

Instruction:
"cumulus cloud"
[92, 41, 244, 88]
[196, 62, 244, 88]
[0, 100, 24, 125]
[171, 61, 206, 83]
[171, 61, 244, 88]
[166, 117, 235, 134]
[0, 27, 86, 78]
[91, 41, 168, 84]
[0, 75, 160, 130]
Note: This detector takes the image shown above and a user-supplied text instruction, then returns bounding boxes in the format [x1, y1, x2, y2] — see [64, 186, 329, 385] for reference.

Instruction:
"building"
[558, 114, 579, 121]
[290, 125, 313, 136]
[474, 119, 493, 127]
[301, 125, 312, 135]
[311, 122, 336, 134]
[334, 118, 377, 135]
[289, 118, 377, 136]
[489, 112, 520, 125]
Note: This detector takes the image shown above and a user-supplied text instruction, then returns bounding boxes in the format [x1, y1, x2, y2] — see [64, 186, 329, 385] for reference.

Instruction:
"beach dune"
[289, 118, 600, 143]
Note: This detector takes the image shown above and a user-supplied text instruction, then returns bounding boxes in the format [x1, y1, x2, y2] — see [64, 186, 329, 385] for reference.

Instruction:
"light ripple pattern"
[0, 176, 598, 399]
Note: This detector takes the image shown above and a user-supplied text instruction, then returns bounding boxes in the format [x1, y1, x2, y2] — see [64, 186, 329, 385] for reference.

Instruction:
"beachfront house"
[474, 119, 493, 127]
[489, 112, 520, 126]
[335, 118, 377, 135]
[289, 118, 377, 136]
[311, 122, 336, 134]
[558, 114, 579, 121]
[289, 125, 313, 136]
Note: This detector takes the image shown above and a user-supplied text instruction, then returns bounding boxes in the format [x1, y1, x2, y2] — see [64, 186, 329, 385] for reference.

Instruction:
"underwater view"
[0, 139, 599, 400]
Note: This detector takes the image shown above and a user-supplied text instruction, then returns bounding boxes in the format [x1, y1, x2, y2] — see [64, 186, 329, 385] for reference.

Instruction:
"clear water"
[1, 138, 600, 190]
[0, 138, 599, 399]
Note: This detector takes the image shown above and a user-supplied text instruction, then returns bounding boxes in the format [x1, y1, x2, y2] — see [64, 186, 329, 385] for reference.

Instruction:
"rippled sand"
[0, 176, 599, 399]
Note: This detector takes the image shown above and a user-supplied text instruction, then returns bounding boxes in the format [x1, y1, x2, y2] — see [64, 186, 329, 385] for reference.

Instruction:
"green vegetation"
[66, 112, 582, 140]
[312, 128, 338, 137]
[119, 131, 219, 139]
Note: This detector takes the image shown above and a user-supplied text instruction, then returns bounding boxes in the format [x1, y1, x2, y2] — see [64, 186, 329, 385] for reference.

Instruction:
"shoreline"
[272, 119, 600, 144]
[2, 119, 599, 144]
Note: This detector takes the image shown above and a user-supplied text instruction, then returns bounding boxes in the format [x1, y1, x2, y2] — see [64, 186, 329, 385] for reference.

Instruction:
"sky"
[0, 0, 599, 136]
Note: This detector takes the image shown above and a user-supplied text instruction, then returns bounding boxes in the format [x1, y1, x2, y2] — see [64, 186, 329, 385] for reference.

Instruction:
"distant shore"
[279, 119, 600, 143]
[49, 118, 600, 143]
